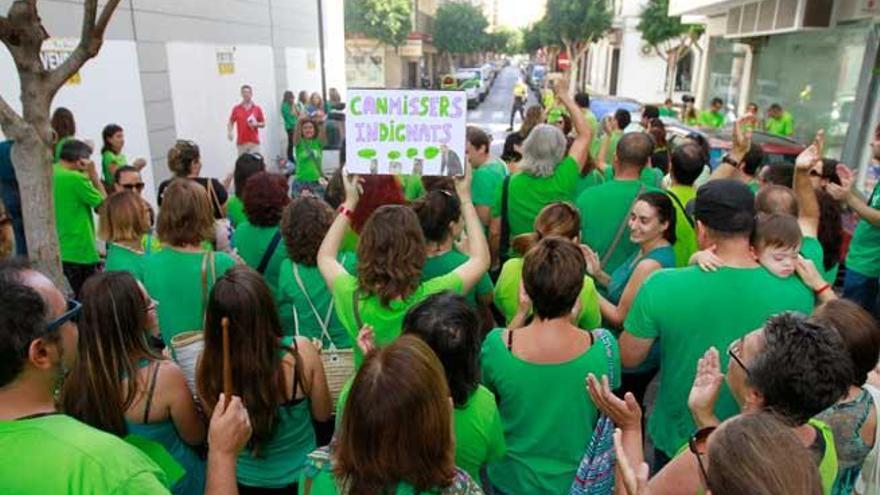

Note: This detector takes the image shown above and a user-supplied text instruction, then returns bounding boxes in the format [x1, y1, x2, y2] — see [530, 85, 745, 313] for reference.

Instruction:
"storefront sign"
[40, 39, 81, 85]
[216, 47, 235, 75]
[345, 89, 467, 176]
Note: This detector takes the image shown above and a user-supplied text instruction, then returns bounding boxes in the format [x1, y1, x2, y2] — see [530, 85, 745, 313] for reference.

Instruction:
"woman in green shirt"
[413, 189, 494, 320]
[299, 335, 483, 494]
[403, 293, 506, 485]
[101, 124, 147, 189]
[143, 179, 237, 346]
[197, 267, 332, 494]
[481, 236, 621, 495]
[227, 152, 265, 228]
[281, 91, 300, 163]
[495, 202, 601, 330]
[292, 118, 326, 198]
[317, 163, 491, 367]
[232, 171, 289, 296]
[99, 191, 154, 281]
[62, 272, 206, 495]
[51, 106, 76, 162]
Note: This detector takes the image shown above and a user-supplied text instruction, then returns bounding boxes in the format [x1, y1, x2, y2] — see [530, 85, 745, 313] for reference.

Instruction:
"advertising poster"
[345, 89, 467, 176]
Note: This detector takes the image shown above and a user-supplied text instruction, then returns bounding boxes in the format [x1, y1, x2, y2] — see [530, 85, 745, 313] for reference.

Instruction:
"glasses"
[121, 182, 145, 192]
[727, 338, 751, 377]
[47, 299, 82, 333]
[689, 426, 717, 489]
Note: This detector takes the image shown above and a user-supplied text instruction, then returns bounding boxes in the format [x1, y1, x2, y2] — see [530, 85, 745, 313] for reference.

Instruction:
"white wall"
[0, 39, 157, 204]
[285, 48, 323, 96]
[166, 42, 280, 179]
[616, 18, 670, 103]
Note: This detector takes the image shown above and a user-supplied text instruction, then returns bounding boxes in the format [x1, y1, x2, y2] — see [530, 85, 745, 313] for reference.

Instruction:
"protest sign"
[345, 89, 468, 176]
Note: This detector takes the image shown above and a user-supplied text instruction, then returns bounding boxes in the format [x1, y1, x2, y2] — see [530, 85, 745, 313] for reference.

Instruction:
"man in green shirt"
[764, 103, 795, 138]
[466, 126, 507, 232]
[829, 140, 880, 317]
[620, 179, 813, 468]
[53, 139, 106, 296]
[574, 92, 600, 140]
[658, 98, 677, 118]
[697, 97, 726, 129]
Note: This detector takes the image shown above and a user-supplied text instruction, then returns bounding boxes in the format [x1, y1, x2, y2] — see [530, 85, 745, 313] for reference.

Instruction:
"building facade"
[0, 0, 346, 202]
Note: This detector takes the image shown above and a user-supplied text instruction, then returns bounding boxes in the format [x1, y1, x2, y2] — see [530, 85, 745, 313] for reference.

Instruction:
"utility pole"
[317, 0, 328, 102]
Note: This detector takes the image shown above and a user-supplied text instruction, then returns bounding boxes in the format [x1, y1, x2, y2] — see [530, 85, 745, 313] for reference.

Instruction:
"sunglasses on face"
[689, 426, 717, 489]
[47, 299, 82, 333]
[121, 182, 146, 192]
[727, 338, 751, 377]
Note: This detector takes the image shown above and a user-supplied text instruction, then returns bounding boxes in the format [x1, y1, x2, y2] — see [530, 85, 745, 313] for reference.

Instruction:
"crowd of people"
[1, 75, 880, 495]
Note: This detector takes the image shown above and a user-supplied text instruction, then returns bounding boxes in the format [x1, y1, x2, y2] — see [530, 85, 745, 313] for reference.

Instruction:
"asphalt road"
[467, 65, 540, 157]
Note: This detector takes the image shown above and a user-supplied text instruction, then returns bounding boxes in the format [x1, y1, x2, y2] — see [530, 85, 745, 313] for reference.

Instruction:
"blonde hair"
[98, 192, 151, 243]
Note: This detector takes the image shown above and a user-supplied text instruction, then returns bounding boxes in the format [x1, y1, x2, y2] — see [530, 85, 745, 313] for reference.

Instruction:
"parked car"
[528, 64, 546, 91]
[460, 67, 490, 102]
[590, 96, 641, 121]
[455, 71, 482, 109]
[664, 120, 805, 170]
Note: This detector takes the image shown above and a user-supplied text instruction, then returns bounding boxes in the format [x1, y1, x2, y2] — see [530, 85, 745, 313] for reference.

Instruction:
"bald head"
[616, 133, 654, 171]
[755, 185, 798, 217]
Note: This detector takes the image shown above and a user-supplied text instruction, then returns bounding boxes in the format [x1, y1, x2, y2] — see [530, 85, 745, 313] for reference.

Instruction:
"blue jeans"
[843, 268, 880, 318]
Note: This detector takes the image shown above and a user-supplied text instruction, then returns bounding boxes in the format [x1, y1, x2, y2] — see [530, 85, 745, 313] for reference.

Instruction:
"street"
[467, 65, 540, 157]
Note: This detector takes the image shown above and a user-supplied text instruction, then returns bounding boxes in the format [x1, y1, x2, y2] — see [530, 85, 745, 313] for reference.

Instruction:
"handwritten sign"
[41, 39, 81, 85]
[345, 89, 467, 176]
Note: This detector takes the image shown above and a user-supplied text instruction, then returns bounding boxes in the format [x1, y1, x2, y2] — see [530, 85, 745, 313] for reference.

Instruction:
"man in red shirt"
[227, 84, 265, 155]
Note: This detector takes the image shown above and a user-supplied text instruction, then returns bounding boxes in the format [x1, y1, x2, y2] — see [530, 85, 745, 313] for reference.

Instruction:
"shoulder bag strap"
[600, 183, 645, 269]
[352, 289, 364, 331]
[593, 328, 616, 385]
[256, 231, 282, 275]
[142, 361, 161, 423]
[664, 189, 695, 228]
[293, 263, 336, 349]
[201, 252, 210, 309]
[498, 174, 512, 263]
[206, 178, 222, 215]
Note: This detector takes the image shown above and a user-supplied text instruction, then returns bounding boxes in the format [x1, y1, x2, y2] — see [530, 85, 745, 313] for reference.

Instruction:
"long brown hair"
[335, 335, 455, 494]
[196, 266, 306, 454]
[156, 178, 214, 247]
[706, 412, 822, 495]
[61, 272, 159, 436]
[357, 205, 426, 306]
[512, 201, 580, 256]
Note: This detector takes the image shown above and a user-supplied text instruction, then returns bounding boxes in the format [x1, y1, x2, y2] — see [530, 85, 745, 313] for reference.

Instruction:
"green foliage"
[483, 27, 522, 54]
[434, 1, 489, 55]
[344, 0, 412, 48]
[544, 0, 612, 47]
[637, 0, 703, 47]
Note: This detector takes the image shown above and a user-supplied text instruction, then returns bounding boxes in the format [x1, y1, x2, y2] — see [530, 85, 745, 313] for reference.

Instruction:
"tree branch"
[653, 45, 668, 62]
[45, 0, 121, 94]
[0, 93, 29, 142]
[0, 15, 19, 45]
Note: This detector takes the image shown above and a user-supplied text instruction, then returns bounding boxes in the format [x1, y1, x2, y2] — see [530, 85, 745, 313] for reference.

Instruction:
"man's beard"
[51, 347, 72, 403]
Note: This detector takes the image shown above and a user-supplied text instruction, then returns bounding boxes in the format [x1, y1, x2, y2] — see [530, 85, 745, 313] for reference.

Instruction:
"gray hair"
[518, 124, 567, 177]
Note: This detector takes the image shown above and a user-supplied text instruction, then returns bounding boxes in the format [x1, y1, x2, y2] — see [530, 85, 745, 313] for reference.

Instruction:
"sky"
[495, 0, 547, 29]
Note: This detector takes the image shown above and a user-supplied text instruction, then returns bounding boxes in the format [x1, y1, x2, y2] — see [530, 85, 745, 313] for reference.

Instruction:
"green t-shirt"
[53, 163, 104, 264]
[659, 106, 677, 118]
[577, 166, 661, 196]
[295, 140, 323, 182]
[233, 222, 286, 295]
[800, 236, 836, 285]
[576, 179, 660, 275]
[494, 257, 601, 330]
[624, 266, 814, 457]
[54, 136, 71, 162]
[0, 414, 169, 494]
[227, 195, 247, 228]
[491, 156, 580, 241]
[105, 243, 146, 282]
[102, 149, 127, 187]
[331, 271, 464, 366]
[846, 182, 880, 277]
[667, 184, 696, 209]
[765, 111, 795, 137]
[472, 158, 507, 208]
[589, 131, 622, 166]
[454, 385, 506, 484]
[143, 249, 236, 345]
[401, 174, 425, 202]
[665, 185, 699, 267]
[481, 328, 621, 495]
[281, 101, 298, 131]
[298, 447, 483, 495]
[697, 110, 725, 129]
[421, 248, 492, 306]
[584, 109, 600, 141]
[276, 255, 356, 345]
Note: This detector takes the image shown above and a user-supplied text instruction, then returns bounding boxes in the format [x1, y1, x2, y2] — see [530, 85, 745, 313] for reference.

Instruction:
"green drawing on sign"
[406, 147, 419, 159]
[388, 150, 401, 160]
[358, 149, 377, 159]
[424, 147, 440, 159]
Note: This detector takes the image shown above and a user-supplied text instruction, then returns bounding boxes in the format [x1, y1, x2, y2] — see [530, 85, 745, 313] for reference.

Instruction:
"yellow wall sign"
[40, 39, 81, 85]
[216, 47, 235, 75]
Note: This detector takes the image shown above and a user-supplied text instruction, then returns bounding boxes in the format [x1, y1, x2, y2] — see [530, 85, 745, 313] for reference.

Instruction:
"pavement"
[467, 66, 541, 157]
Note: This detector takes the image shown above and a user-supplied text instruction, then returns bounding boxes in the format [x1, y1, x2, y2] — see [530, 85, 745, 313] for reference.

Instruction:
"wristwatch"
[721, 154, 740, 167]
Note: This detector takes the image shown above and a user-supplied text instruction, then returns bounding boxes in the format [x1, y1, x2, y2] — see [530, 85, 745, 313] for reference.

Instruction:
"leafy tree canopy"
[344, 0, 412, 48]
[434, 1, 489, 55]
[544, 0, 611, 47]
[637, 0, 703, 48]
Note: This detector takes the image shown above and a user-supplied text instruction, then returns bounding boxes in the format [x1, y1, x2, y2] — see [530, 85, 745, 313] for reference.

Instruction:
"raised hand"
[730, 118, 752, 163]
[581, 244, 601, 276]
[614, 428, 650, 495]
[586, 373, 642, 431]
[795, 255, 825, 292]
[356, 325, 376, 355]
[453, 156, 474, 202]
[795, 130, 824, 171]
[208, 394, 252, 456]
[688, 347, 724, 428]
[341, 168, 363, 209]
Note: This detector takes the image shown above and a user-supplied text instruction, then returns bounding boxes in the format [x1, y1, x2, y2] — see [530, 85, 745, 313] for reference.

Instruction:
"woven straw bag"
[170, 251, 215, 395]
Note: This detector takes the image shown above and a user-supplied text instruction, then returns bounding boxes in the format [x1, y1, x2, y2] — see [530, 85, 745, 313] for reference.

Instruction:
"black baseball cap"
[694, 179, 756, 233]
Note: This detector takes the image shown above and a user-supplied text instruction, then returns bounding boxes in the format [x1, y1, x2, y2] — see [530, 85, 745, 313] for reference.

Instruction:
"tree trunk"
[665, 49, 678, 101]
[446, 51, 455, 73]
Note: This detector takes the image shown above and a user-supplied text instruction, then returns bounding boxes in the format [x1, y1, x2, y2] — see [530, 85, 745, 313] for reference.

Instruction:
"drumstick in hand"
[222, 317, 233, 407]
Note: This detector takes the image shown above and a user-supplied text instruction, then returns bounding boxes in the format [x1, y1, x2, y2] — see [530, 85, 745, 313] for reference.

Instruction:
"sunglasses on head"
[689, 426, 717, 490]
[121, 182, 146, 192]
[47, 299, 82, 333]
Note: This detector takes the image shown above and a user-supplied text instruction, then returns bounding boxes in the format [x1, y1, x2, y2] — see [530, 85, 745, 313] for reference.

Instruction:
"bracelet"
[814, 283, 832, 296]
[337, 205, 354, 219]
